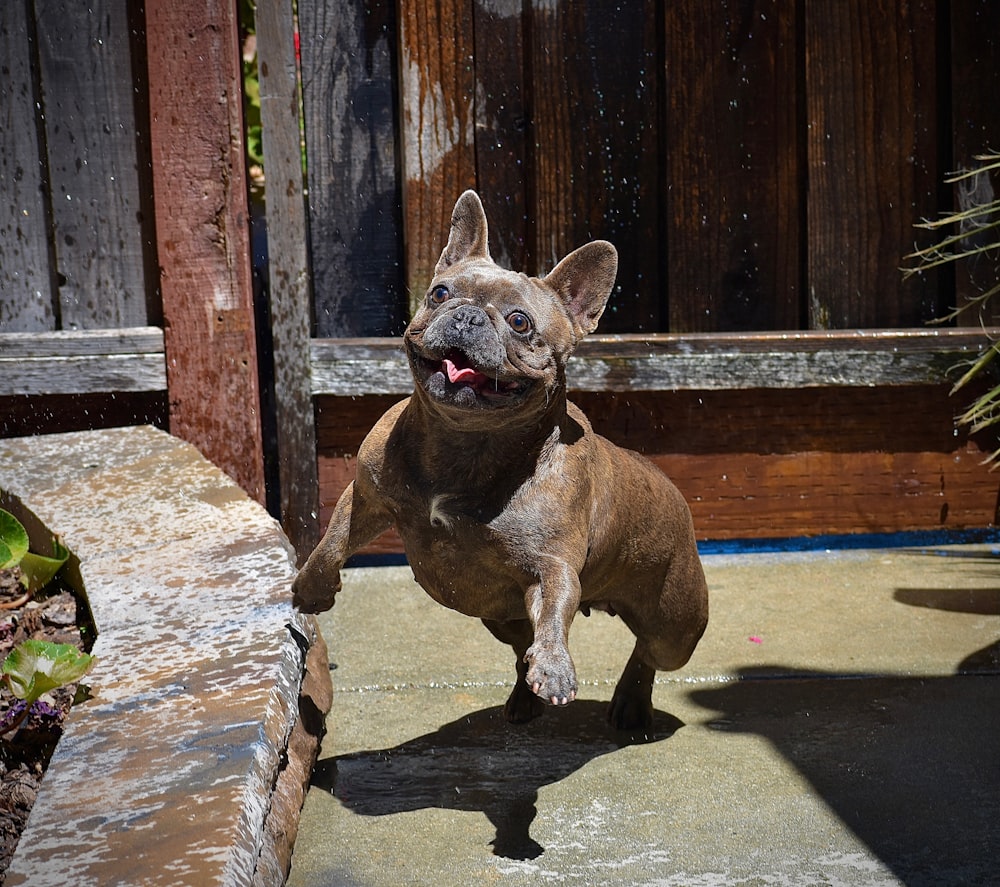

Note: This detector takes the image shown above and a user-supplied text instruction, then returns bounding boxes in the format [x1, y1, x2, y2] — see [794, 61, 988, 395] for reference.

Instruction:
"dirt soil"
[0, 568, 93, 881]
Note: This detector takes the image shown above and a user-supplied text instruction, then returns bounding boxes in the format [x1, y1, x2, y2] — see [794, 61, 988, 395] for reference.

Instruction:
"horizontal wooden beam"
[0, 327, 166, 396]
[310, 328, 997, 396]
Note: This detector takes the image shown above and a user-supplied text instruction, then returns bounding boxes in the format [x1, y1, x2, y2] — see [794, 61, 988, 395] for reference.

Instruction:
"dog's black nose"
[450, 305, 488, 330]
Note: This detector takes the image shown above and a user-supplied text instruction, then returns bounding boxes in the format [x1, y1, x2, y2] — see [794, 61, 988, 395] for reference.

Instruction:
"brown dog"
[293, 191, 708, 730]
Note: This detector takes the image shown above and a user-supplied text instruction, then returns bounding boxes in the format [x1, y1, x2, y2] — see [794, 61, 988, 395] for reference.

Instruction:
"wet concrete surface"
[288, 546, 1000, 886]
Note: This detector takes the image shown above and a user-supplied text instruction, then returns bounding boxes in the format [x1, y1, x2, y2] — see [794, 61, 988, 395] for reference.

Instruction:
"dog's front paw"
[291, 568, 341, 613]
[524, 644, 577, 706]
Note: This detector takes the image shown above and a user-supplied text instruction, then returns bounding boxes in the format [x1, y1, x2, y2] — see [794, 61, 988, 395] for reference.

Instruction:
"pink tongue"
[444, 358, 480, 384]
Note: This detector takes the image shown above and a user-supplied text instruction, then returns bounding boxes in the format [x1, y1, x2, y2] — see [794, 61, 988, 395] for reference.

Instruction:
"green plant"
[0, 640, 95, 736]
[0, 508, 69, 603]
[903, 152, 1000, 463]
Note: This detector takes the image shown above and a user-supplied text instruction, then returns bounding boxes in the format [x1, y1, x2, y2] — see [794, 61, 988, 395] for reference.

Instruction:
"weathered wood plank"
[805, 0, 940, 328]
[0, 327, 163, 357]
[0, 3, 56, 330]
[32, 0, 152, 329]
[309, 329, 995, 396]
[313, 386, 1000, 545]
[0, 356, 167, 397]
[471, 1, 529, 273]
[299, 0, 405, 336]
[664, 0, 800, 332]
[529, 1, 661, 333]
[949, 0, 1000, 319]
[255, 0, 320, 558]
[397, 0, 477, 313]
[0, 328, 165, 396]
[664, 447, 999, 539]
[145, 0, 266, 503]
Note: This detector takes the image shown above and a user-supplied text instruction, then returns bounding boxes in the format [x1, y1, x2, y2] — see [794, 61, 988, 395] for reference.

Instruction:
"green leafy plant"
[0, 640, 95, 736]
[903, 152, 1000, 463]
[0, 507, 69, 605]
[0, 508, 82, 735]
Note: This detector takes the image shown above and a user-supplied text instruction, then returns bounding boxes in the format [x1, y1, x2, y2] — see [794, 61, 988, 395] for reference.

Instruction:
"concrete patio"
[288, 544, 1000, 886]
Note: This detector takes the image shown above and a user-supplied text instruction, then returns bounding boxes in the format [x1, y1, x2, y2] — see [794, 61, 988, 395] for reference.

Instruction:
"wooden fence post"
[255, 0, 320, 560]
[145, 0, 266, 503]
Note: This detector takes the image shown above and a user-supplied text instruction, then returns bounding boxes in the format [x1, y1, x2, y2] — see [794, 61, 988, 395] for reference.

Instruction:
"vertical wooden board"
[145, 0, 266, 503]
[471, 0, 529, 273]
[0, 3, 56, 331]
[805, 0, 939, 329]
[528, 1, 661, 332]
[299, 0, 405, 336]
[664, 0, 801, 333]
[397, 0, 479, 312]
[255, 0, 319, 559]
[33, 0, 151, 329]
[949, 0, 1000, 318]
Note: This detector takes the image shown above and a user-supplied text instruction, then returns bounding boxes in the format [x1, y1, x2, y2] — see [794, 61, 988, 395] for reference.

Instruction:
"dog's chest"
[393, 493, 530, 620]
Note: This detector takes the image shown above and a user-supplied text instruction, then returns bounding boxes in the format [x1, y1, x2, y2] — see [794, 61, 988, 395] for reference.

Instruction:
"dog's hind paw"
[606, 686, 654, 732]
[503, 681, 547, 723]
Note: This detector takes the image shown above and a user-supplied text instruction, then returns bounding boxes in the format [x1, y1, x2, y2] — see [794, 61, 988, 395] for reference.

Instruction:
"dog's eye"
[428, 285, 450, 305]
[507, 311, 532, 335]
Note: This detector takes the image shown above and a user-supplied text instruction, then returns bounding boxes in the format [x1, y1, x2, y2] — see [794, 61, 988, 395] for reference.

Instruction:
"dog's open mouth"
[417, 350, 528, 407]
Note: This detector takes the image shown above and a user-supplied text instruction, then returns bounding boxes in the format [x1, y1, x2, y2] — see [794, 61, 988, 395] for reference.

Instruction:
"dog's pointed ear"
[435, 190, 490, 274]
[544, 241, 618, 338]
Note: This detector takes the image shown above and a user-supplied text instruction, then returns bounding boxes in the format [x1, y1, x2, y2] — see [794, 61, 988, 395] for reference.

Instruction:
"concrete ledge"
[0, 426, 331, 886]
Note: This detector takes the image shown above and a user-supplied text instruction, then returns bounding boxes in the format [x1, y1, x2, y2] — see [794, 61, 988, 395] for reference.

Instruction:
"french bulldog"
[293, 190, 709, 731]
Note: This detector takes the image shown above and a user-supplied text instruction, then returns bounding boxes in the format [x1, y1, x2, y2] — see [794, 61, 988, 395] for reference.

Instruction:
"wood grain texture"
[529, 0, 661, 333]
[0, 2, 56, 330]
[145, 0, 266, 503]
[32, 0, 153, 329]
[255, 0, 320, 558]
[397, 0, 478, 312]
[660, 447, 998, 538]
[309, 329, 992, 396]
[949, 0, 1000, 318]
[0, 327, 165, 395]
[805, 0, 940, 328]
[471, 1, 529, 273]
[665, 0, 801, 332]
[313, 385, 1000, 548]
[299, 0, 405, 336]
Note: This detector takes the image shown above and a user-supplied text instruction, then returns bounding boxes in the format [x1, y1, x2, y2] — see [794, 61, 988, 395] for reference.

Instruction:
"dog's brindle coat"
[293, 191, 708, 730]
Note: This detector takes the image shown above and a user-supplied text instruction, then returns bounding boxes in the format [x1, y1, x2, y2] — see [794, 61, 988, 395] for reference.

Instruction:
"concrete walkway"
[288, 545, 1000, 886]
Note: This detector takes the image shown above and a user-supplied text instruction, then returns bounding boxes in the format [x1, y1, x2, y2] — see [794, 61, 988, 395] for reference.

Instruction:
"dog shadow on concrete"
[310, 699, 683, 860]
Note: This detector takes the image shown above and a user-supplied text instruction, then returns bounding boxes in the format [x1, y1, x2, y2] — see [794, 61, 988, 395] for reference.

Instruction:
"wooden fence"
[2, 0, 999, 559]
[297, 0, 998, 337]
[0, 0, 268, 519]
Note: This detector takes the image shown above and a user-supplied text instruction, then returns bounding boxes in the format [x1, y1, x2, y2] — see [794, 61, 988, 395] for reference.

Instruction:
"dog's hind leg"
[607, 594, 707, 732]
[481, 618, 547, 724]
[607, 646, 656, 731]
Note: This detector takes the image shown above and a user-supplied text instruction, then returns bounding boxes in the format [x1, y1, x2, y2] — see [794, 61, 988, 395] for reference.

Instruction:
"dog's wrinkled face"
[404, 191, 618, 418]
[406, 261, 569, 412]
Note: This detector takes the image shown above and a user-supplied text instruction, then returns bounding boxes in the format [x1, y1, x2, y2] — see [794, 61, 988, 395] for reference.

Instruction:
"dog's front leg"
[522, 559, 580, 705]
[292, 480, 393, 613]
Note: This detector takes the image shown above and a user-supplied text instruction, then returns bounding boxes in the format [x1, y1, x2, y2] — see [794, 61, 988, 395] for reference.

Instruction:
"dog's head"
[404, 191, 618, 420]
